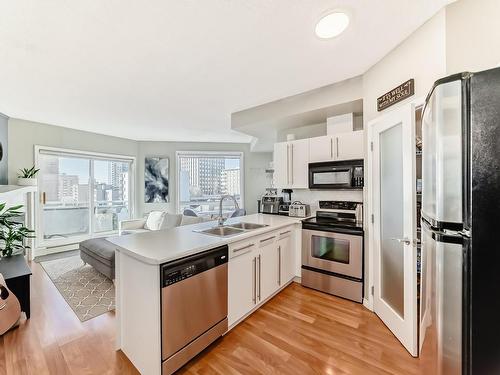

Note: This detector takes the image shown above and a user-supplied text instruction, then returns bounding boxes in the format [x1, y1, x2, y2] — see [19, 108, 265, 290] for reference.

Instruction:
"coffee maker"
[279, 189, 293, 215]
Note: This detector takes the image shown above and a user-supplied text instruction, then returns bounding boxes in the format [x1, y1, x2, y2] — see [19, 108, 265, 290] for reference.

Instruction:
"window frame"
[175, 150, 245, 215]
[34, 145, 136, 248]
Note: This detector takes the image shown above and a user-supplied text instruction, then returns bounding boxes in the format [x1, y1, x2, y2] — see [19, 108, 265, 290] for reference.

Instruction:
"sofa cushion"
[161, 213, 183, 229]
[180, 215, 204, 226]
[144, 211, 166, 231]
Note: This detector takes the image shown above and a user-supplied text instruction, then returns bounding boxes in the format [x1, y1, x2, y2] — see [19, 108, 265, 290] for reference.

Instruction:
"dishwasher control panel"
[161, 245, 228, 287]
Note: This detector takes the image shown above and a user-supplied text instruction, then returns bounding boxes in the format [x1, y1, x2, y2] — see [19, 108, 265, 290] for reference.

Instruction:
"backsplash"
[290, 189, 363, 213]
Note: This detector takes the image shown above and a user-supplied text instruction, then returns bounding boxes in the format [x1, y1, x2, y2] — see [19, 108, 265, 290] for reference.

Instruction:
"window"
[36, 147, 134, 247]
[177, 152, 243, 216]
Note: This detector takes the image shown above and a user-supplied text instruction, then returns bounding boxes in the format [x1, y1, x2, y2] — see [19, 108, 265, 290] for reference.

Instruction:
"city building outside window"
[177, 151, 243, 217]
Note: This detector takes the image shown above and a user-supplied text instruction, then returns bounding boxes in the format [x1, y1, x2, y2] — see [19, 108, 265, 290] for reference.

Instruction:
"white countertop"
[108, 213, 304, 265]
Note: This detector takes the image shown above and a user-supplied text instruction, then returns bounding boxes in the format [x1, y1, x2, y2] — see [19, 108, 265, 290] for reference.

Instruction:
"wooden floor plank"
[0, 262, 425, 374]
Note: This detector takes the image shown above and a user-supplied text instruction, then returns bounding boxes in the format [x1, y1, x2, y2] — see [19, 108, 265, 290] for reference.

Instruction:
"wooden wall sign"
[377, 79, 415, 111]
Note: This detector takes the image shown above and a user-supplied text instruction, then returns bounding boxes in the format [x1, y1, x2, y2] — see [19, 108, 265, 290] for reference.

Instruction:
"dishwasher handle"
[161, 245, 228, 287]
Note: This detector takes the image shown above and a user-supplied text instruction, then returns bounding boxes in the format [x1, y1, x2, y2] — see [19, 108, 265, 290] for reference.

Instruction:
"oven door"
[302, 229, 363, 279]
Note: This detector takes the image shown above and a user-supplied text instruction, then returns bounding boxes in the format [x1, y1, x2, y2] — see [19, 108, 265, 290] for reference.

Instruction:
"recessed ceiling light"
[315, 12, 350, 39]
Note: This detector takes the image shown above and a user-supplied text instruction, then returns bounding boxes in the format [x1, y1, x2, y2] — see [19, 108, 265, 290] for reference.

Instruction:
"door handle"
[391, 237, 415, 246]
[252, 257, 256, 304]
[278, 246, 281, 286]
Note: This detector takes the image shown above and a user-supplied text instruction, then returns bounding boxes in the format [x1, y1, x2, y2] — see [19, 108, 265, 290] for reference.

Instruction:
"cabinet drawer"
[258, 232, 278, 248]
[229, 239, 256, 258]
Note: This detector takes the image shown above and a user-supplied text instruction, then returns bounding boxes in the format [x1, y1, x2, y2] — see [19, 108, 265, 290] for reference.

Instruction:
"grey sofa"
[80, 238, 116, 280]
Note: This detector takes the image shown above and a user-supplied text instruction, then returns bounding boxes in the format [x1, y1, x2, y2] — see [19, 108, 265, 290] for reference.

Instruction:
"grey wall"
[138, 141, 271, 216]
[8, 118, 271, 218]
[8, 118, 139, 185]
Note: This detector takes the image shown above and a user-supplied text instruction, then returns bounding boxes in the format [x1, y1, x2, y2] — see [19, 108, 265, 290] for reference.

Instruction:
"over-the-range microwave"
[308, 159, 364, 190]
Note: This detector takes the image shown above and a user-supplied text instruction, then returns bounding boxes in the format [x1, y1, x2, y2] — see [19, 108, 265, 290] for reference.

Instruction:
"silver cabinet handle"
[279, 230, 291, 236]
[252, 257, 256, 304]
[260, 235, 276, 243]
[278, 245, 281, 286]
[391, 237, 413, 246]
[286, 144, 290, 185]
[336, 137, 339, 158]
[330, 138, 333, 159]
[258, 254, 261, 301]
[291, 144, 294, 184]
[233, 243, 254, 253]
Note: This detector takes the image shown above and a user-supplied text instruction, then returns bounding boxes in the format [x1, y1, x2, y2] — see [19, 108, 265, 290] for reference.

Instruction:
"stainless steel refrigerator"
[420, 67, 500, 374]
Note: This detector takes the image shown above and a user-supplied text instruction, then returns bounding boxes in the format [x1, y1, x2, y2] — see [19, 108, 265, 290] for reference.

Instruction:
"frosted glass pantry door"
[369, 102, 418, 357]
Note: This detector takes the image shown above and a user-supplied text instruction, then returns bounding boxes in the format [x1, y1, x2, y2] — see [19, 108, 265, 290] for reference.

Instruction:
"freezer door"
[422, 79, 463, 228]
[419, 223, 465, 375]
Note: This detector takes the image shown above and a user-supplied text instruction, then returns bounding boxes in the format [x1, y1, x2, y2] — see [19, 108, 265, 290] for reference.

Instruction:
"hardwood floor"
[0, 261, 423, 375]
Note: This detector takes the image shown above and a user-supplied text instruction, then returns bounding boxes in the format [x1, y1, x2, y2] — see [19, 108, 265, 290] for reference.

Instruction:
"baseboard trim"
[34, 243, 79, 258]
[363, 297, 373, 311]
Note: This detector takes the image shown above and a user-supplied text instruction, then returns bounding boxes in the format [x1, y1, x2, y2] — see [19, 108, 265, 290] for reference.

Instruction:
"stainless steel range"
[301, 201, 364, 303]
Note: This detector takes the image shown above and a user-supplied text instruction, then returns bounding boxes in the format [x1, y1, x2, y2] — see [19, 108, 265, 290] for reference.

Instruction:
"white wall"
[446, 0, 500, 74]
[363, 9, 447, 123]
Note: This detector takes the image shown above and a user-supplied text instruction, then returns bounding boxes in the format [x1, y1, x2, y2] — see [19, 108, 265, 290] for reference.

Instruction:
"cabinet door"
[278, 228, 295, 285]
[258, 235, 279, 302]
[309, 135, 334, 163]
[335, 130, 364, 161]
[228, 249, 256, 326]
[273, 142, 289, 188]
[290, 139, 309, 188]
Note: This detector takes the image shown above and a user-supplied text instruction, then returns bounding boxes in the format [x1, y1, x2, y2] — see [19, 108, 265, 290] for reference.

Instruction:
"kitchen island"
[108, 213, 303, 375]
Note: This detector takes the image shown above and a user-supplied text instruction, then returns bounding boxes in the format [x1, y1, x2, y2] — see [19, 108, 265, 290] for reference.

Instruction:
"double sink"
[195, 222, 268, 237]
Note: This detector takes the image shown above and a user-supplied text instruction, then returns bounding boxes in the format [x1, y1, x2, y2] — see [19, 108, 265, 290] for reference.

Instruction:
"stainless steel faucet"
[217, 195, 239, 226]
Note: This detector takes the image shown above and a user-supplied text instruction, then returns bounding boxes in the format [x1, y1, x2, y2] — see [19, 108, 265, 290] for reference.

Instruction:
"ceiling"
[0, 0, 449, 143]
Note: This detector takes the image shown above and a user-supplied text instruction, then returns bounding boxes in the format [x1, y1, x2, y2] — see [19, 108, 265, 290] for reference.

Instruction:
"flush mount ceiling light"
[315, 12, 350, 39]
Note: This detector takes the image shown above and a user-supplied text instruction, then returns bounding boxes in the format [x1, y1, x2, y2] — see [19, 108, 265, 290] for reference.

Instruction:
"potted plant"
[17, 166, 39, 186]
[0, 203, 35, 258]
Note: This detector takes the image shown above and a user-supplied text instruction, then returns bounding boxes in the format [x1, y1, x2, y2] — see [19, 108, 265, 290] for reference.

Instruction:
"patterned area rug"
[40, 255, 115, 322]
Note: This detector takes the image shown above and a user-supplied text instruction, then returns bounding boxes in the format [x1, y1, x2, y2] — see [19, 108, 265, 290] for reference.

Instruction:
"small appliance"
[308, 159, 364, 190]
[301, 200, 364, 303]
[288, 201, 311, 218]
[259, 188, 282, 214]
[279, 189, 293, 215]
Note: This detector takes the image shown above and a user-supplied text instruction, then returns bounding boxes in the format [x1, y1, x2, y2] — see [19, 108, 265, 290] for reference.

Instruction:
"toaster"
[289, 202, 311, 218]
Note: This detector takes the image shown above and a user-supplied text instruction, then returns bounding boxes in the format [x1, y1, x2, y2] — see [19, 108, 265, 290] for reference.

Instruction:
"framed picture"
[144, 157, 169, 203]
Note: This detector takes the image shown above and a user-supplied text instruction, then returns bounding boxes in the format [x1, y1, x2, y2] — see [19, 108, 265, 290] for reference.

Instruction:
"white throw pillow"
[144, 211, 166, 231]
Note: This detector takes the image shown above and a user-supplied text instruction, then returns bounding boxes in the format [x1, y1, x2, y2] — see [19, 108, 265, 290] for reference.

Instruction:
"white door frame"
[366, 97, 424, 310]
[366, 98, 424, 357]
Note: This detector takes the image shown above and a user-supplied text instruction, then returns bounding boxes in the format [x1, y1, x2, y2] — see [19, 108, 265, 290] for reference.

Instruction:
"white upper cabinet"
[336, 131, 364, 160]
[309, 130, 364, 163]
[273, 139, 309, 189]
[309, 135, 334, 163]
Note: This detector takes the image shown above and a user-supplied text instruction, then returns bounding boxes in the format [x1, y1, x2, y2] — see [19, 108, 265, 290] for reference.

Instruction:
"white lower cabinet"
[278, 229, 295, 286]
[228, 226, 296, 327]
[258, 234, 280, 302]
[228, 243, 256, 326]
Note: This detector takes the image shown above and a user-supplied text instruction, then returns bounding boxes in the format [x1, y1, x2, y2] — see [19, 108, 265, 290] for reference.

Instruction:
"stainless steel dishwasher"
[161, 245, 228, 375]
